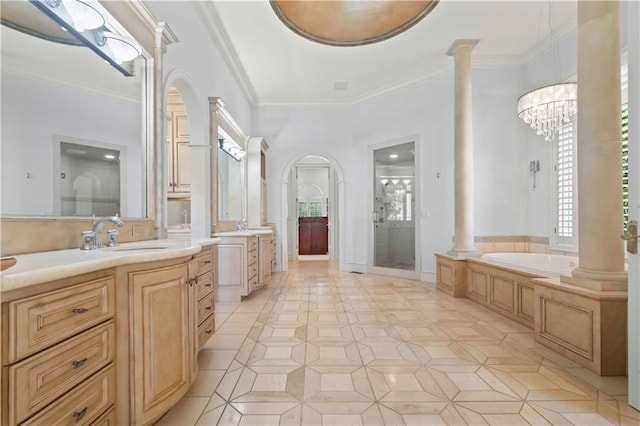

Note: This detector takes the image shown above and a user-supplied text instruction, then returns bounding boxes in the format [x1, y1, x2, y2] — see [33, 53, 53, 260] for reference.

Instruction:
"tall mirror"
[210, 97, 247, 231]
[0, 1, 149, 218]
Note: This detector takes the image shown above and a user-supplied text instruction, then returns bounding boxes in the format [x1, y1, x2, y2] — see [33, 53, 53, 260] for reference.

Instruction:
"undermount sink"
[105, 245, 170, 252]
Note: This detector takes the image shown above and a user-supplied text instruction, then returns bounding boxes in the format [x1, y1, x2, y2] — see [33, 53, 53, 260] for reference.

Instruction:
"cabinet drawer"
[248, 273, 258, 289]
[8, 321, 115, 425]
[6, 276, 115, 363]
[248, 250, 258, 266]
[91, 407, 116, 426]
[248, 263, 258, 280]
[194, 249, 215, 275]
[22, 365, 115, 426]
[197, 293, 214, 325]
[198, 316, 215, 349]
[248, 237, 258, 252]
[196, 270, 215, 300]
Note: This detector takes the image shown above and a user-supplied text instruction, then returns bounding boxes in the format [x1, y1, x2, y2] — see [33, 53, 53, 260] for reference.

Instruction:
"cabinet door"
[130, 263, 191, 425]
[173, 114, 191, 192]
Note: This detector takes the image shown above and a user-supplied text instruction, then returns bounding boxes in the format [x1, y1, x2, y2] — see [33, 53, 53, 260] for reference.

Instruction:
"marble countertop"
[213, 229, 273, 237]
[0, 238, 220, 296]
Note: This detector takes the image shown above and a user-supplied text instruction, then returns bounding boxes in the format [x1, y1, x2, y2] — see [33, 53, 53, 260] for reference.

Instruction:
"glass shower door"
[373, 142, 415, 270]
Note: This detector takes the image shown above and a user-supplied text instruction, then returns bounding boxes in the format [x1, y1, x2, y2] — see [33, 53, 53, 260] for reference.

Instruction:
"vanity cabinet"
[258, 233, 273, 285]
[129, 262, 193, 425]
[167, 88, 191, 197]
[1, 274, 116, 425]
[247, 137, 269, 227]
[216, 234, 260, 301]
[191, 247, 216, 349]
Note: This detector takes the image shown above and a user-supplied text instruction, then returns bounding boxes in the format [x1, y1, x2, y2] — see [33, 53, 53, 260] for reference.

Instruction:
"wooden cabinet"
[167, 88, 191, 197]
[298, 217, 328, 255]
[192, 247, 216, 349]
[1, 275, 116, 425]
[216, 234, 261, 302]
[129, 262, 192, 425]
[258, 233, 273, 285]
[247, 137, 269, 227]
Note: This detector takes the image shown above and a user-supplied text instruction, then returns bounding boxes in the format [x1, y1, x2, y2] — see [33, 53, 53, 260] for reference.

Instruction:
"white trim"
[420, 272, 437, 283]
[343, 263, 367, 274]
[370, 266, 420, 281]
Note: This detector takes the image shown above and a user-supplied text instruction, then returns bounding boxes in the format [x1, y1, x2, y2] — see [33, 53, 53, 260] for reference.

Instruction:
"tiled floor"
[156, 260, 639, 425]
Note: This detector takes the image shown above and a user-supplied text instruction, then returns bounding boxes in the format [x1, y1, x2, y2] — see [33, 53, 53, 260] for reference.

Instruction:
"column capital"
[447, 39, 480, 57]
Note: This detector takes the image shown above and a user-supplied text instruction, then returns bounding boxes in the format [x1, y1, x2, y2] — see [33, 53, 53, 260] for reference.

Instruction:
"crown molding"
[193, 1, 258, 106]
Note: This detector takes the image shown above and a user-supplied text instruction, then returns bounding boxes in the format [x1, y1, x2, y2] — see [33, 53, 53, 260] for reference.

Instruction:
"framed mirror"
[0, 1, 150, 218]
[210, 97, 247, 232]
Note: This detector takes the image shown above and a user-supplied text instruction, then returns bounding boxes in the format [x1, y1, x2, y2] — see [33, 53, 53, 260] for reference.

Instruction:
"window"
[298, 200, 326, 217]
[552, 120, 577, 249]
[552, 65, 629, 248]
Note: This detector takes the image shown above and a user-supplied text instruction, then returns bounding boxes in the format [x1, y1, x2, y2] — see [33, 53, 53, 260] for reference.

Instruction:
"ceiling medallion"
[270, 0, 439, 46]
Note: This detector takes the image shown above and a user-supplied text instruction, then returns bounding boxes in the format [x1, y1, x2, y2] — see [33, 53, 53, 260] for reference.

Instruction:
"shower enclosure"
[373, 142, 415, 270]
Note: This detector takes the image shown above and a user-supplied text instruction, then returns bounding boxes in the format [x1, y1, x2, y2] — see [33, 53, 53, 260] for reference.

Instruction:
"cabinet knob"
[72, 358, 88, 369]
[73, 407, 88, 422]
[206, 329, 213, 334]
[72, 308, 88, 314]
[206, 306, 212, 310]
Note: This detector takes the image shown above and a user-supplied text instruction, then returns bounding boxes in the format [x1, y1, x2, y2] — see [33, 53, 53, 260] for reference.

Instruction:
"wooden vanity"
[0, 239, 218, 426]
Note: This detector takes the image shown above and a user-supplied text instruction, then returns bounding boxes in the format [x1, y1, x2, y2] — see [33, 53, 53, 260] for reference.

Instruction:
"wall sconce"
[218, 138, 246, 161]
[30, 0, 141, 76]
[530, 160, 540, 189]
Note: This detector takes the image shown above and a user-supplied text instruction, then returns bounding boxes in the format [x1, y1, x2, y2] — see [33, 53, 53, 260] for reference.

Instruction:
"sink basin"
[105, 245, 169, 252]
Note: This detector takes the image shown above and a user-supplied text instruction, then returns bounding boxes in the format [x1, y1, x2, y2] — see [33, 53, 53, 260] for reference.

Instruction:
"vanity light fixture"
[59, 0, 104, 32]
[95, 30, 141, 64]
[104, 154, 116, 160]
[380, 178, 389, 185]
[389, 153, 399, 159]
[29, 0, 141, 76]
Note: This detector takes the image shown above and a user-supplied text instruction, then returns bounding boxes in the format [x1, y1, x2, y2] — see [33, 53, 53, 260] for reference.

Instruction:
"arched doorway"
[280, 154, 345, 271]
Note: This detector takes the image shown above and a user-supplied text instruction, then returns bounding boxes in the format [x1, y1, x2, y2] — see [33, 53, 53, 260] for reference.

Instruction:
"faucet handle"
[107, 229, 119, 247]
[81, 231, 95, 251]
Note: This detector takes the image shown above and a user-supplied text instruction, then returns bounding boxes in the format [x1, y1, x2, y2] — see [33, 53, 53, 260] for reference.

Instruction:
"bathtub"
[479, 252, 579, 278]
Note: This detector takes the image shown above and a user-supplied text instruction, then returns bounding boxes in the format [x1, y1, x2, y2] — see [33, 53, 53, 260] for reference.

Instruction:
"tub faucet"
[91, 215, 124, 248]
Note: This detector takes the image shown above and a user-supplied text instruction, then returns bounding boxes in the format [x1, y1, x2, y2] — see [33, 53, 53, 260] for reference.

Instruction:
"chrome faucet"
[237, 220, 247, 231]
[91, 215, 124, 248]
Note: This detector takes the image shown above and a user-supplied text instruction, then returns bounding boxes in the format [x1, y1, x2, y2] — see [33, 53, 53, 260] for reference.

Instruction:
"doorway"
[166, 87, 191, 231]
[372, 141, 416, 272]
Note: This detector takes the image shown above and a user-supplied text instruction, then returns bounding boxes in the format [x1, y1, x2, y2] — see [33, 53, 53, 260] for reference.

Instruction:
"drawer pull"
[73, 406, 88, 422]
[205, 283, 213, 287]
[206, 329, 213, 334]
[72, 358, 88, 369]
[205, 306, 212, 310]
[204, 260, 212, 264]
[72, 308, 88, 314]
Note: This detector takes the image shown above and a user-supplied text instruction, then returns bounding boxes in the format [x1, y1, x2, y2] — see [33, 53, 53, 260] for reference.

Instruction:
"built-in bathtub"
[435, 252, 627, 376]
[478, 252, 579, 278]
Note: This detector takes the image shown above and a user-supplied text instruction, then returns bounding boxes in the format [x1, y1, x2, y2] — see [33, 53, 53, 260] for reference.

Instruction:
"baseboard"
[343, 262, 367, 274]
[420, 271, 436, 283]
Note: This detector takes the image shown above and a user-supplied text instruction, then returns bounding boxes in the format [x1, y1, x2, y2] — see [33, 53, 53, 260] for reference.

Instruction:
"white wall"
[1, 73, 142, 216]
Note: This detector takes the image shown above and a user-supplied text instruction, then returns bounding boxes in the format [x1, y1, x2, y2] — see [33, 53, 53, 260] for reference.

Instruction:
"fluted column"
[447, 39, 479, 257]
[564, 0, 627, 290]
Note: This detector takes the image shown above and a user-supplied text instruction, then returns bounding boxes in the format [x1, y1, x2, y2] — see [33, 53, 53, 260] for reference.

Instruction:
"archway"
[279, 153, 345, 272]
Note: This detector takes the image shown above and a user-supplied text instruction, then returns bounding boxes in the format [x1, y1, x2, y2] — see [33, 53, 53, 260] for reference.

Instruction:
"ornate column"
[447, 39, 479, 257]
[564, 0, 627, 290]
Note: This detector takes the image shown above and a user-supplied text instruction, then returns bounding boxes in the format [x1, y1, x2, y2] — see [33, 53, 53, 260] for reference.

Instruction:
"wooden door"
[298, 217, 328, 255]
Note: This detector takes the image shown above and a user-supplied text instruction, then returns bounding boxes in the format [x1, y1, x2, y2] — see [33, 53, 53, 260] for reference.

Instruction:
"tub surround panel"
[434, 254, 467, 298]
[535, 278, 627, 376]
[436, 254, 628, 376]
[0, 217, 155, 256]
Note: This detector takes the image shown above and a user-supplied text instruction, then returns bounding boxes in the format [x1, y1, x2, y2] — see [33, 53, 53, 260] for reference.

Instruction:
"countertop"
[0, 238, 220, 297]
[213, 229, 273, 237]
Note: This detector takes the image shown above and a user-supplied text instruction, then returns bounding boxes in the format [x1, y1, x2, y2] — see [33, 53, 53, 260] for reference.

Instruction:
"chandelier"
[517, 82, 577, 142]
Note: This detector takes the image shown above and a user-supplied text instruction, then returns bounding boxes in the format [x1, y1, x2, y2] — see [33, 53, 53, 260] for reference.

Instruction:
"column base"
[560, 267, 628, 291]
[446, 249, 481, 259]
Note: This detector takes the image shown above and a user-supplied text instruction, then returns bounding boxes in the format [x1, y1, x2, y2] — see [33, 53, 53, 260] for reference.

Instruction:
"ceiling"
[199, 0, 578, 106]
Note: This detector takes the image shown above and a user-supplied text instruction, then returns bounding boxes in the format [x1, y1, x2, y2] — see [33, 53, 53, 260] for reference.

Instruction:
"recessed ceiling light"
[389, 153, 398, 159]
[104, 154, 116, 160]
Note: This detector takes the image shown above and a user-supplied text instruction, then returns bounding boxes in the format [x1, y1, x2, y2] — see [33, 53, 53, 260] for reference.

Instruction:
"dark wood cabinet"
[298, 217, 328, 255]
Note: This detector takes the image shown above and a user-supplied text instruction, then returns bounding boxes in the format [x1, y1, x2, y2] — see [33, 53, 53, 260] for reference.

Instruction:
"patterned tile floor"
[156, 260, 639, 425]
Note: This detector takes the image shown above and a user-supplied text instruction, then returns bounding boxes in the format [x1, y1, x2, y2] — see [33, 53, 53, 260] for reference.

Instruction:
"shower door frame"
[367, 136, 421, 279]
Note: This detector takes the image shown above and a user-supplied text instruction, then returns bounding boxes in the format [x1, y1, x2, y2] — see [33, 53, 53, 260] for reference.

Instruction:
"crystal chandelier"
[517, 82, 577, 141]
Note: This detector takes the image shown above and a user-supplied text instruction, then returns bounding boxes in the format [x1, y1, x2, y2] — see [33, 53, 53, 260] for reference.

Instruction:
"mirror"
[217, 128, 243, 222]
[0, 4, 148, 217]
